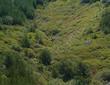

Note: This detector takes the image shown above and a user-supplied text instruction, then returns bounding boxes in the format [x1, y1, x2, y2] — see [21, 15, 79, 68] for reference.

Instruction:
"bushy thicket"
[0, 52, 37, 85]
[0, 0, 55, 25]
[52, 59, 91, 84]
[21, 34, 31, 48]
[39, 49, 52, 65]
[0, 0, 38, 25]
[92, 69, 110, 85]
[100, 7, 110, 34]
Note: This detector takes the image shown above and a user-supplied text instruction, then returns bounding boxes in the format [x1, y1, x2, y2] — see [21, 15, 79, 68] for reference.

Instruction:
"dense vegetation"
[100, 7, 110, 34]
[0, 0, 46, 25]
[0, 51, 37, 85]
[0, 0, 110, 85]
[81, 0, 100, 3]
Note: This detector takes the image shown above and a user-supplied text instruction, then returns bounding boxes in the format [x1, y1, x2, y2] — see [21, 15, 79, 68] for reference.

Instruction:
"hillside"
[0, 0, 110, 85]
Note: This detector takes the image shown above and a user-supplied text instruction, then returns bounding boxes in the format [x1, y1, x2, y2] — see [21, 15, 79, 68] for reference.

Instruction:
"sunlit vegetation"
[0, 0, 110, 85]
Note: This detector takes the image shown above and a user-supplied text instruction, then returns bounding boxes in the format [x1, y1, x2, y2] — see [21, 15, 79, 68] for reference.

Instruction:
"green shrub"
[49, 29, 60, 36]
[0, 52, 37, 85]
[56, 60, 77, 82]
[24, 48, 36, 58]
[35, 29, 48, 45]
[21, 34, 31, 48]
[11, 44, 22, 52]
[77, 62, 90, 78]
[28, 23, 38, 32]
[100, 7, 110, 34]
[52, 59, 90, 83]
[39, 49, 52, 65]
[91, 34, 98, 39]
[95, 69, 110, 84]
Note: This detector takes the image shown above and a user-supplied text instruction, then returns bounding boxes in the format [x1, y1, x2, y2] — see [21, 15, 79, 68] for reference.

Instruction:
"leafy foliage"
[0, 52, 37, 85]
[0, 0, 110, 85]
[100, 7, 110, 34]
[52, 59, 90, 83]
[0, 0, 39, 25]
[21, 34, 31, 48]
[39, 49, 52, 65]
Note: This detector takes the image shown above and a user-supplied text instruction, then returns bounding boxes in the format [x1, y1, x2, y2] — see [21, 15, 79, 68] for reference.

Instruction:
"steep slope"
[34, 0, 110, 84]
[0, 0, 110, 85]
[35, 0, 105, 65]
